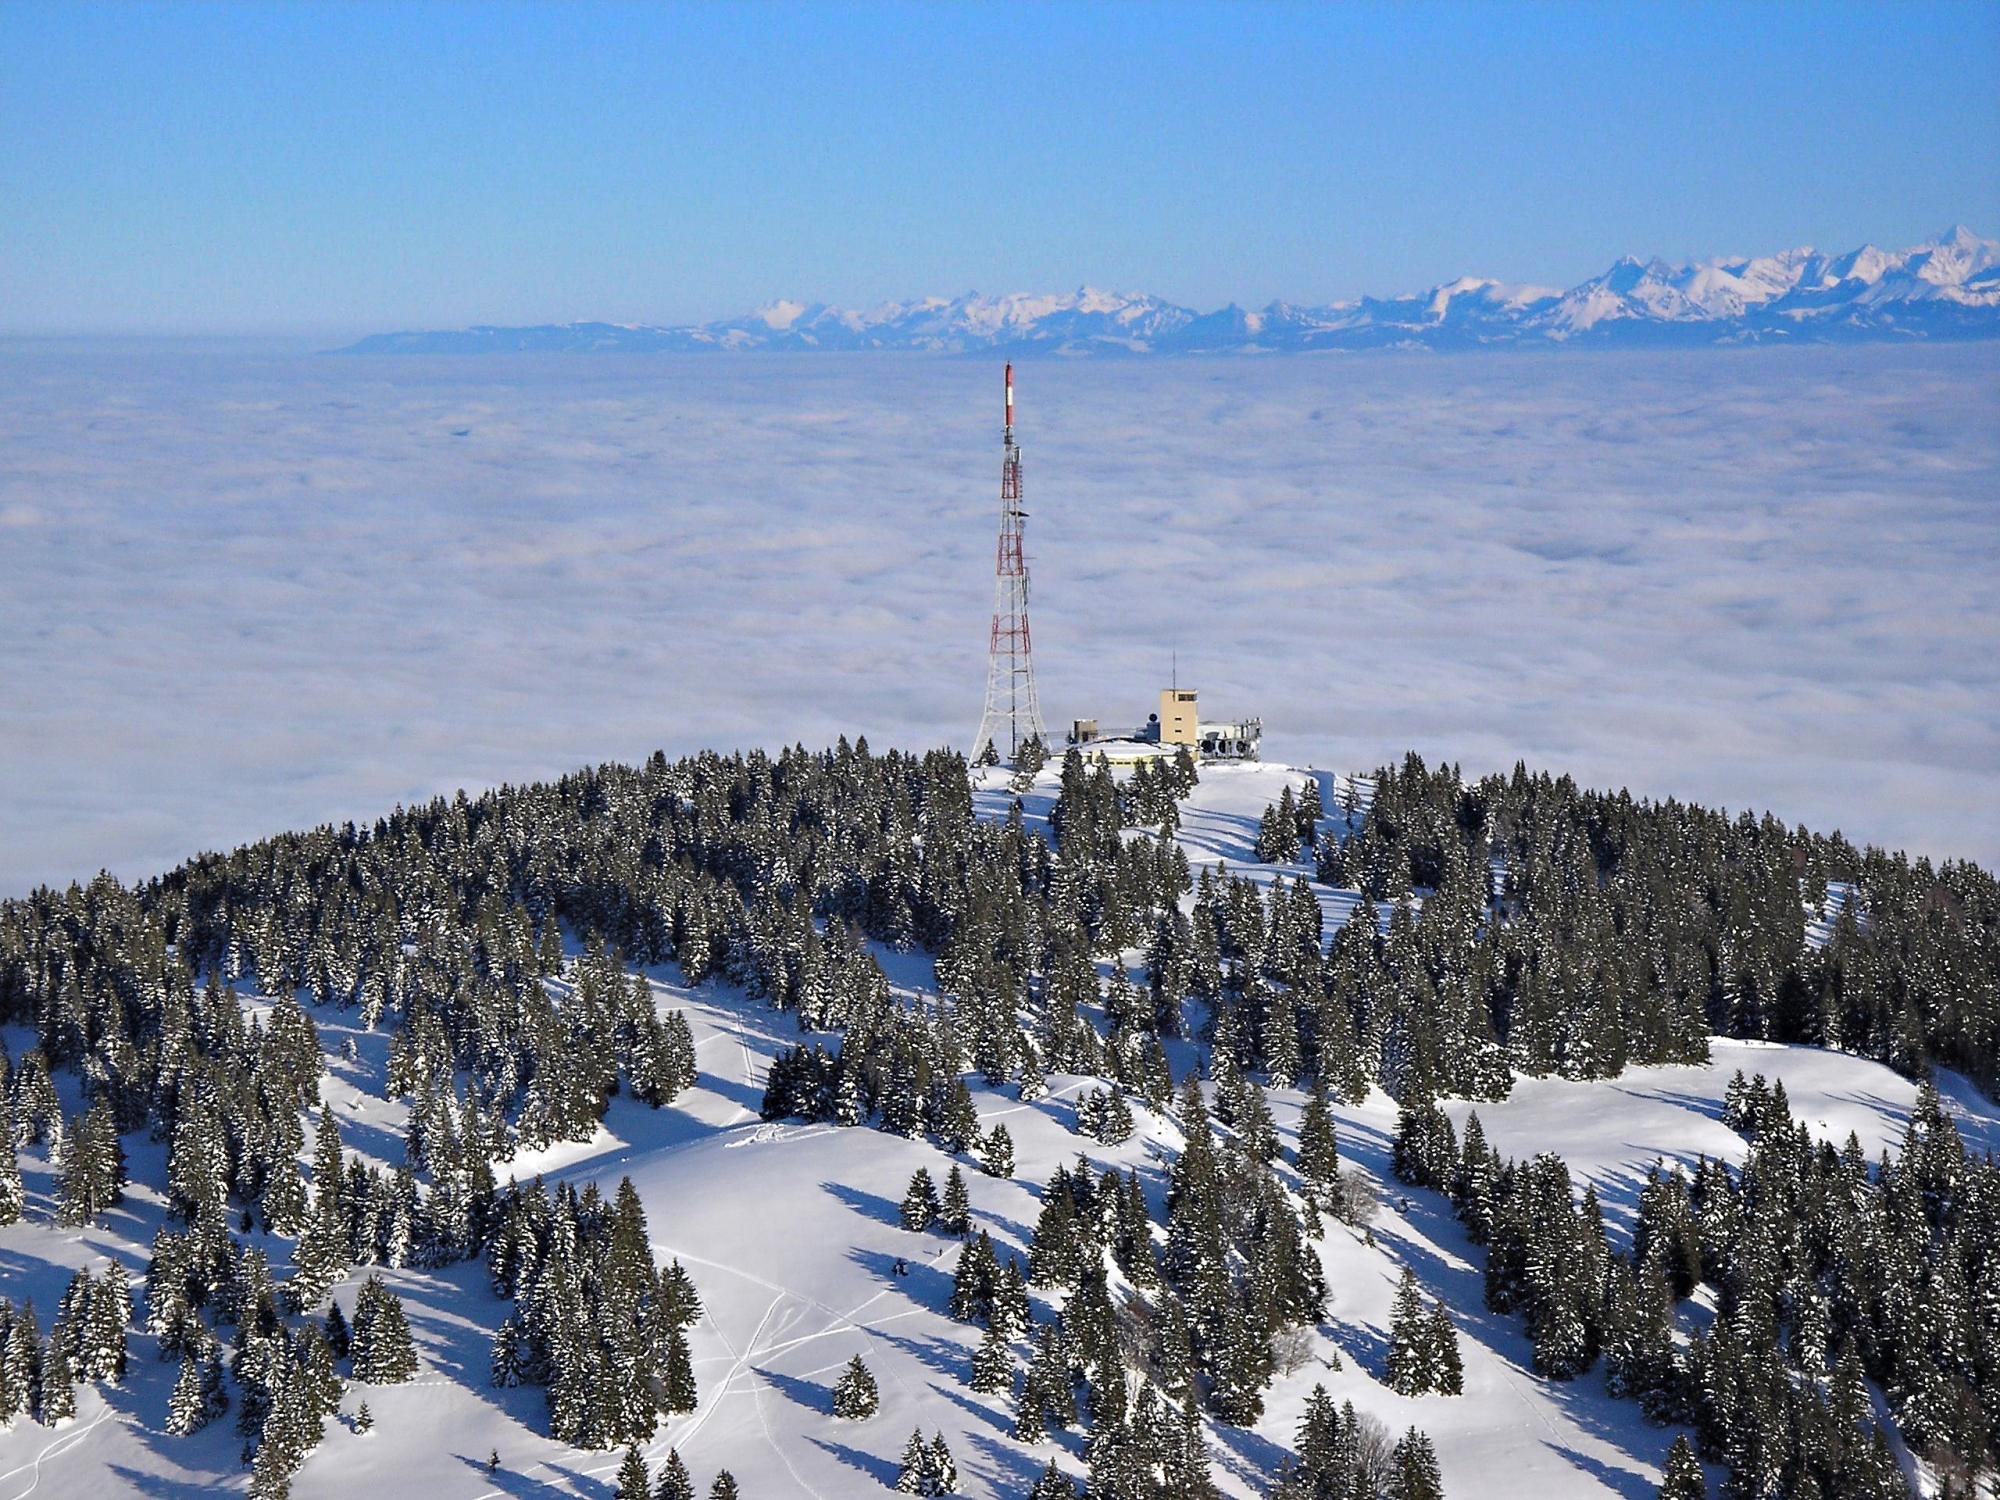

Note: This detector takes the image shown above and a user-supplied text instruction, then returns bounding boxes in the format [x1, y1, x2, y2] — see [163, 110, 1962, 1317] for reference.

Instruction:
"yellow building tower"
[1158, 687, 1199, 747]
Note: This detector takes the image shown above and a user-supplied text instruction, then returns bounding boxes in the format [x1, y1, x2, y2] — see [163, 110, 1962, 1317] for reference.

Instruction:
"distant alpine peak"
[338, 227, 1999, 355]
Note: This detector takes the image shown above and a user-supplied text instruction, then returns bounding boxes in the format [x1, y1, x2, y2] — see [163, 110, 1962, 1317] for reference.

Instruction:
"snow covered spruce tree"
[614, 1445, 652, 1500]
[832, 1353, 879, 1418]
[349, 1275, 416, 1384]
[1387, 1427, 1445, 1500]
[1385, 1269, 1433, 1396]
[1657, 1435, 1706, 1500]
[900, 1167, 941, 1232]
[979, 1122, 1014, 1178]
[656, 1449, 694, 1500]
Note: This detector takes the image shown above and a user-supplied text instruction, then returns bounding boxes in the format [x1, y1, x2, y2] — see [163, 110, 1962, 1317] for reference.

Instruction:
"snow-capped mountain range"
[342, 227, 2000, 355]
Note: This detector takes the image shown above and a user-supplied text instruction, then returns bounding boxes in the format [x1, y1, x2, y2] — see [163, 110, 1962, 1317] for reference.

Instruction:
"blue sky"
[4, 1, 1997, 334]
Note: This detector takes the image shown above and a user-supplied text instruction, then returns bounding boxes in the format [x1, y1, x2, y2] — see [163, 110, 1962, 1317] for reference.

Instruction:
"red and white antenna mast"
[971, 363, 1047, 763]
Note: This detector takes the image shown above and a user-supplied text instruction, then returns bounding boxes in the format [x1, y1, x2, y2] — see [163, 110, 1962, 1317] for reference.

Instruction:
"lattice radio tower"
[971, 363, 1047, 763]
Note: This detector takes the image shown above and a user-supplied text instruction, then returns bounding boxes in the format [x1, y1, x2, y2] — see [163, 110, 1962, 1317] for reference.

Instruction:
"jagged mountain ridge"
[341, 227, 2000, 354]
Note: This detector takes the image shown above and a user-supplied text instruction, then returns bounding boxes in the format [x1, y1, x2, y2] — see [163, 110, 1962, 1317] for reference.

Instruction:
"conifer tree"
[1387, 1427, 1445, 1500]
[1658, 1435, 1706, 1500]
[656, 1449, 694, 1500]
[708, 1471, 738, 1500]
[200, 1353, 229, 1423]
[950, 1232, 1000, 1324]
[167, 1354, 209, 1435]
[0, 1315, 23, 1428]
[350, 1276, 416, 1384]
[980, 1124, 1014, 1179]
[37, 1335, 75, 1424]
[661, 1325, 698, 1413]
[896, 1428, 933, 1494]
[970, 1323, 1011, 1393]
[1013, 1374, 1049, 1444]
[56, 1102, 126, 1226]
[928, 1433, 956, 1495]
[1428, 1300, 1463, 1396]
[1295, 1079, 1340, 1219]
[323, 1301, 351, 1362]
[1386, 1268, 1434, 1396]
[900, 1168, 940, 1232]
[832, 1354, 879, 1418]
[1, 1303, 39, 1423]
[0, 1102, 22, 1228]
[615, 1446, 652, 1500]
[1027, 1460, 1077, 1500]
[939, 1165, 971, 1237]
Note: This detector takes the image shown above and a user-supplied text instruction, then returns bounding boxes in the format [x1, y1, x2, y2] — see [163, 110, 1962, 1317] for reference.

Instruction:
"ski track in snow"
[0, 1408, 121, 1500]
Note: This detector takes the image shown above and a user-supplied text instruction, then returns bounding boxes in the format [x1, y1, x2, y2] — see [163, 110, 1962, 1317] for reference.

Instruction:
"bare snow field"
[0, 759, 1992, 1499]
[1, 342, 1997, 897]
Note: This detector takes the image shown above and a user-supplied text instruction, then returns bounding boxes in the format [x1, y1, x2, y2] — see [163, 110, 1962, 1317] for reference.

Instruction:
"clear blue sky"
[5, 1, 1996, 335]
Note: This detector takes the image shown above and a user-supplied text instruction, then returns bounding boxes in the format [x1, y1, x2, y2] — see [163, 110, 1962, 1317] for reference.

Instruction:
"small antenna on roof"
[1172, 651, 1177, 692]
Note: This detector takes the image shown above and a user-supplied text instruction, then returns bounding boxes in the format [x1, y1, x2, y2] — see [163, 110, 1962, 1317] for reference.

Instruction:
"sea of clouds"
[1, 341, 1996, 894]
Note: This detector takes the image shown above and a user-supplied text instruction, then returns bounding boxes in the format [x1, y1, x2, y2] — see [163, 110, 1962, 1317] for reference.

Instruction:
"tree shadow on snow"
[109, 1463, 246, 1500]
[334, 1114, 415, 1169]
[1205, 1417, 1294, 1491]
[809, 1434, 902, 1489]
[754, 1363, 830, 1418]
[453, 1451, 549, 1498]
[923, 1374, 1022, 1445]
[963, 1428, 1054, 1494]
[844, 1245, 951, 1314]
[822, 1179, 905, 1228]
[1541, 1440, 1658, 1500]
[1177, 804, 1265, 868]
[853, 1322, 967, 1387]
[1618, 1084, 1727, 1127]
[692, 1069, 767, 1120]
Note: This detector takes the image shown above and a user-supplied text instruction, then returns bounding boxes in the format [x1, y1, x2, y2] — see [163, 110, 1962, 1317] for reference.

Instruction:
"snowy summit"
[339, 228, 2000, 355]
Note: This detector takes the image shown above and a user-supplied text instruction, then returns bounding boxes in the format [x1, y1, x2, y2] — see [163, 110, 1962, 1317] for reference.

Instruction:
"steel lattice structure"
[971, 364, 1046, 763]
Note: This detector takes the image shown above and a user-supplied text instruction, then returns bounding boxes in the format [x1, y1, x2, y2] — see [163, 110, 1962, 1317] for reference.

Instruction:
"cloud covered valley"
[1, 342, 1995, 893]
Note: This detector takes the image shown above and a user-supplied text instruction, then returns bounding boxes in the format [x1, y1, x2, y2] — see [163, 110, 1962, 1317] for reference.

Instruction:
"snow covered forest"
[1, 742, 1998, 1499]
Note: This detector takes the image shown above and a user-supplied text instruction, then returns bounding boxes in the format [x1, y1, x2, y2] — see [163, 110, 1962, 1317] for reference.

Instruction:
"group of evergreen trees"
[612, 1442, 737, 1500]
[0, 1265, 133, 1434]
[1384, 1269, 1463, 1398]
[2, 728, 1994, 1493]
[896, 1428, 959, 1495]
[1390, 1075, 2000, 1495]
[1306, 753, 1999, 1094]
[487, 1175, 701, 1450]
[1271, 1386, 1444, 1500]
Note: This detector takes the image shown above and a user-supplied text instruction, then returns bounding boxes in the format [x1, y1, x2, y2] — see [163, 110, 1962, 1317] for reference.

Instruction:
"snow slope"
[3, 759, 1997, 1499]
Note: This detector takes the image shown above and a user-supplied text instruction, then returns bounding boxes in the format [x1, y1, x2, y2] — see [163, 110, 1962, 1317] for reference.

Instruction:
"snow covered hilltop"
[1, 745, 1998, 1498]
[339, 227, 2000, 355]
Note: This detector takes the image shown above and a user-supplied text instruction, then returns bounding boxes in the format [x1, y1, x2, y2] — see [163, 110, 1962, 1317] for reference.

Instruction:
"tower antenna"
[972, 363, 1047, 763]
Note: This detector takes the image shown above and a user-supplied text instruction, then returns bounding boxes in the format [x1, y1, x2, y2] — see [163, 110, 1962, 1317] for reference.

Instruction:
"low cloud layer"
[2, 343, 1995, 894]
